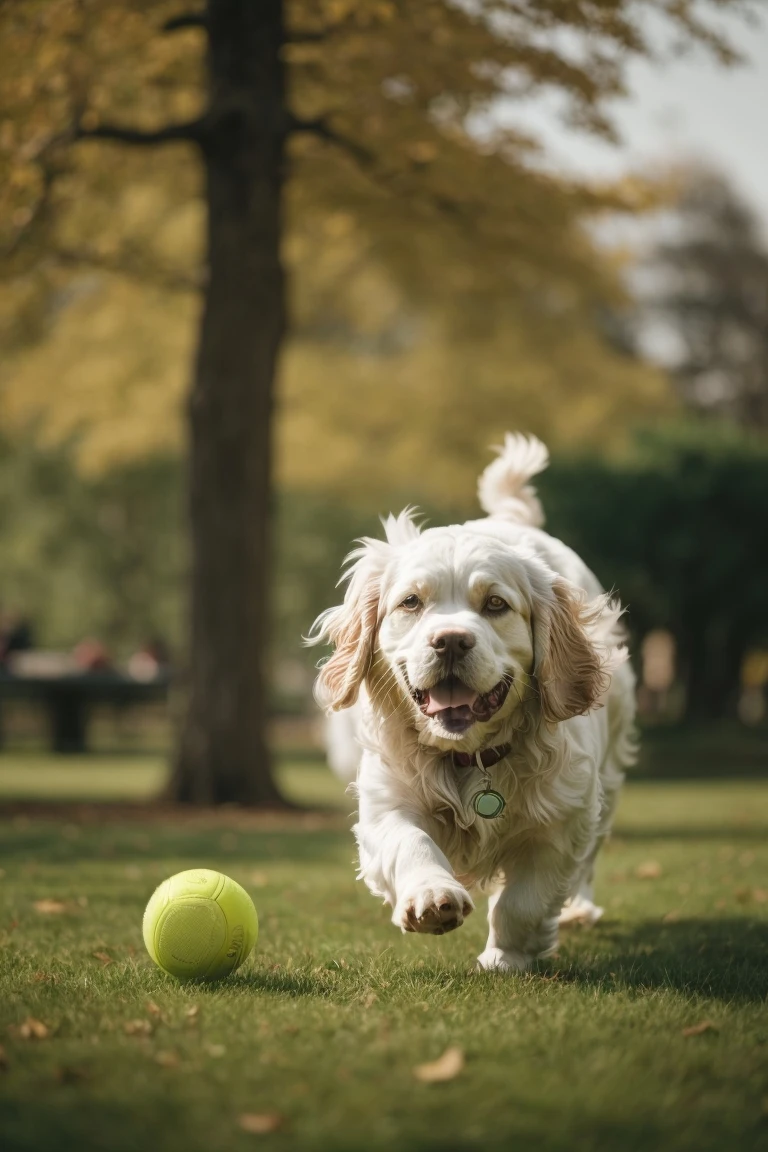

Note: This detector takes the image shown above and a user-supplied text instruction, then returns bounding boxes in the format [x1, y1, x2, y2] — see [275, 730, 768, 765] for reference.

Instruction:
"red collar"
[452, 743, 511, 770]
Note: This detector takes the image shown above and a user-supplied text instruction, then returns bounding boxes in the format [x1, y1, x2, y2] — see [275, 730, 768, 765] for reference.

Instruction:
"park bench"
[0, 668, 171, 753]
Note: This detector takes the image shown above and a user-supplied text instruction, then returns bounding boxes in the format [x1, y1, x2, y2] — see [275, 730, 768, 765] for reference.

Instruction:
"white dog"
[310, 434, 636, 971]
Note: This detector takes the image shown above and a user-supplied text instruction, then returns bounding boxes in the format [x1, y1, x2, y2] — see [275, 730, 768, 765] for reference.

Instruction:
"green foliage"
[0, 436, 185, 655]
[539, 423, 768, 714]
[3, 423, 766, 719]
[0, 773, 767, 1152]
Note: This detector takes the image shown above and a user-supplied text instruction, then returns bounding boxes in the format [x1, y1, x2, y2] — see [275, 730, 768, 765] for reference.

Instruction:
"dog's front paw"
[394, 881, 474, 935]
[476, 947, 531, 973]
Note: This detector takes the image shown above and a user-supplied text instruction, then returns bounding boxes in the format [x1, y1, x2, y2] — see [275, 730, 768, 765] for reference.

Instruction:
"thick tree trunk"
[170, 0, 286, 804]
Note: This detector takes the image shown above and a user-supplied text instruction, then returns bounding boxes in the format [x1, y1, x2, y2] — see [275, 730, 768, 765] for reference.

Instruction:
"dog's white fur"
[310, 434, 636, 971]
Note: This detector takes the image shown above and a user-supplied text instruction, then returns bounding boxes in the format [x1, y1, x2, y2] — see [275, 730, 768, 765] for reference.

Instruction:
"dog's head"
[309, 513, 618, 750]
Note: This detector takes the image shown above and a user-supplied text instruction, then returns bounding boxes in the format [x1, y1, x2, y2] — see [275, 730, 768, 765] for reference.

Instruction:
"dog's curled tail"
[477, 432, 549, 527]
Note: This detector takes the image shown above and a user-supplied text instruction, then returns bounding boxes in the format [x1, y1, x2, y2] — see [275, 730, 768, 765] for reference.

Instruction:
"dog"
[310, 434, 636, 971]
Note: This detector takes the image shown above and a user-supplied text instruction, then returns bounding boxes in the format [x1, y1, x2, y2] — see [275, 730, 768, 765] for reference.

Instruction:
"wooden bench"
[0, 671, 171, 753]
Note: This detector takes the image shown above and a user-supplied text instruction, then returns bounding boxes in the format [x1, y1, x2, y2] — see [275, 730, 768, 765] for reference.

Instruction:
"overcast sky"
[506, 6, 768, 233]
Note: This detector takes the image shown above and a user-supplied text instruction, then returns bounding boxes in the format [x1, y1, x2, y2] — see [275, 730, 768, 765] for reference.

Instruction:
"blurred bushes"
[0, 435, 185, 656]
[1, 424, 766, 720]
[540, 424, 768, 719]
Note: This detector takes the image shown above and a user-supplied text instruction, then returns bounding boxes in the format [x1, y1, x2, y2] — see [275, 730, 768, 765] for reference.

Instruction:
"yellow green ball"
[143, 869, 258, 981]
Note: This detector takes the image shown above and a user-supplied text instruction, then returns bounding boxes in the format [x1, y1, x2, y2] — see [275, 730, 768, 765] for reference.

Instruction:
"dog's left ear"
[307, 549, 384, 712]
[533, 578, 616, 723]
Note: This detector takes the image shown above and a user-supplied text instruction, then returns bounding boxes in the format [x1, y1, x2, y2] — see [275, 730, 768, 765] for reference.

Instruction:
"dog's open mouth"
[408, 674, 512, 734]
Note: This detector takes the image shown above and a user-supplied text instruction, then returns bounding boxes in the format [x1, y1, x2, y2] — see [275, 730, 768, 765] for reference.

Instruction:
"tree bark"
[169, 0, 286, 804]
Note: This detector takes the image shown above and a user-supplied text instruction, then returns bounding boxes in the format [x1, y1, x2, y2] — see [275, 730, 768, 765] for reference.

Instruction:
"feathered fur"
[311, 432, 637, 971]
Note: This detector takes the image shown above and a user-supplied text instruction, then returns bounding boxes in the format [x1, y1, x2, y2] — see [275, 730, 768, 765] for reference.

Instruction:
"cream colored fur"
[310, 434, 637, 971]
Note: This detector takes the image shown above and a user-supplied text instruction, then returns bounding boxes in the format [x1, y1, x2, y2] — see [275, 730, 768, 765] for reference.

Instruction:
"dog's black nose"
[428, 628, 476, 655]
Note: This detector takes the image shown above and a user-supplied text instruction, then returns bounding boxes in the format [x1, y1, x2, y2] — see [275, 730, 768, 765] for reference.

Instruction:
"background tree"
[639, 167, 768, 428]
[0, 0, 752, 803]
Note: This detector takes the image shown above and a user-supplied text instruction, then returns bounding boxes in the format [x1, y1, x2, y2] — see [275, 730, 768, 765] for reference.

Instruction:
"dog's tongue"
[425, 677, 479, 716]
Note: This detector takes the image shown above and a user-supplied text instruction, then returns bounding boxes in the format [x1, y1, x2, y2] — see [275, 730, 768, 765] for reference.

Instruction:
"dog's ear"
[308, 549, 385, 712]
[533, 578, 614, 723]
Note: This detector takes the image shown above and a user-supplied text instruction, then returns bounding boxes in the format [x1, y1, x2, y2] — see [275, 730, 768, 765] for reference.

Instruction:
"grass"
[0, 760, 767, 1152]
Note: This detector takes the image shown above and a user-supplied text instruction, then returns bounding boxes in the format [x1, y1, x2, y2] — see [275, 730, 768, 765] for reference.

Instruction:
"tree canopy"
[1, 0, 751, 501]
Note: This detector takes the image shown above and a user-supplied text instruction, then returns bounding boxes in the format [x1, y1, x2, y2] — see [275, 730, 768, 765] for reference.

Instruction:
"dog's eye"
[485, 595, 509, 614]
[399, 594, 422, 611]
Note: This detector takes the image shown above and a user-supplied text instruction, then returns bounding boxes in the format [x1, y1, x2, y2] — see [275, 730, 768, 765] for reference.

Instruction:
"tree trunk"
[680, 623, 746, 723]
[169, 0, 286, 804]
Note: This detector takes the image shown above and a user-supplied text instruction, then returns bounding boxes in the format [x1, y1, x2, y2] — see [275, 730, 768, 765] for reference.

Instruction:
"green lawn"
[1, 761, 767, 1152]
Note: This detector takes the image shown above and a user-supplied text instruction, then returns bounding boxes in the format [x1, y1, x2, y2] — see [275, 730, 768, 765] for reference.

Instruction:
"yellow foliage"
[1, 0, 733, 497]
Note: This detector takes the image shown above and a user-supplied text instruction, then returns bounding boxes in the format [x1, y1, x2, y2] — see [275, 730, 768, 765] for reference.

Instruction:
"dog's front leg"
[476, 847, 576, 972]
[355, 809, 473, 936]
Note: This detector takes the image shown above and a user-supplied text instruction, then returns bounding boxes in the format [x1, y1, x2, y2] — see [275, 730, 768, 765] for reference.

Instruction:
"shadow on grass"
[559, 916, 768, 1003]
[0, 823, 349, 867]
[0, 1094, 675, 1152]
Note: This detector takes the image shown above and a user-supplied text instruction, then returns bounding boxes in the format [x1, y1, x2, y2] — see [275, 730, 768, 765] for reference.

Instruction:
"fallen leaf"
[33, 899, 68, 915]
[736, 887, 768, 904]
[123, 1019, 152, 1037]
[682, 1020, 718, 1038]
[145, 1001, 163, 1018]
[185, 1005, 200, 1026]
[362, 991, 378, 1008]
[635, 861, 662, 880]
[154, 1050, 180, 1068]
[92, 952, 113, 967]
[31, 971, 59, 984]
[12, 1017, 50, 1040]
[238, 1113, 284, 1135]
[413, 1046, 465, 1083]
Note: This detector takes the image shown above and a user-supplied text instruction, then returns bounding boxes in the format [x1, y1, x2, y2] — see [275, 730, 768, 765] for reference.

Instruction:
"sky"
[504, 5, 768, 233]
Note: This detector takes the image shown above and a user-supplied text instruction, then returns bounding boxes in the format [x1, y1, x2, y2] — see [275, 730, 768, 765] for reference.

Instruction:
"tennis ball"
[143, 869, 258, 981]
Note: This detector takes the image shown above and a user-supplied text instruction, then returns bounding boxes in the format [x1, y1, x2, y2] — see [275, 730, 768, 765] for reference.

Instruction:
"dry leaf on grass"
[33, 899, 68, 915]
[185, 1005, 200, 1024]
[413, 1046, 465, 1083]
[154, 1050, 180, 1068]
[238, 1112, 284, 1135]
[92, 952, 113, 967]
[682, 1020, 718, 1038]
[12, 1017, 50, 1041]
[635, 861, 662, 880]
[123, 1019, 153, 1037]
[31, 971, 59, 985]
[735, 887, 768, 905]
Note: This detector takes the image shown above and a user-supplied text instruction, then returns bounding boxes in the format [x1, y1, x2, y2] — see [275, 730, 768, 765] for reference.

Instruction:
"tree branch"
[285, 31, 326, 43]
[75, 119, 205, 147]
[54, 246, 206, 293]
[288, 116, 373, 167]
[163, 12, 207, 33]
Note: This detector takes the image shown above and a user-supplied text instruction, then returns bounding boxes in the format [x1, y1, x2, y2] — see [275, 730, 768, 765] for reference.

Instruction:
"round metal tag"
[472, 789, 506, 820]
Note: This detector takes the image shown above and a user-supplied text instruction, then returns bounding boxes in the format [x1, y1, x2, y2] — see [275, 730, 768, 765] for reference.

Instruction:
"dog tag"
[472, 789, 505, 820]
